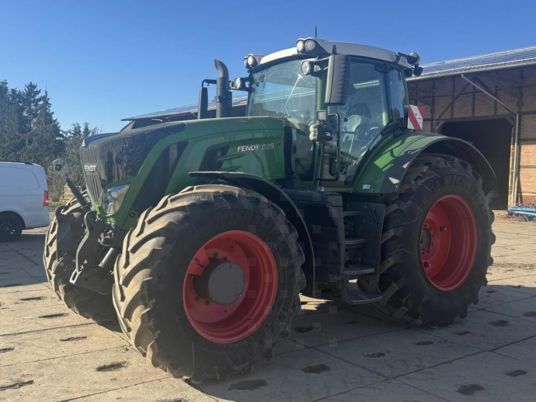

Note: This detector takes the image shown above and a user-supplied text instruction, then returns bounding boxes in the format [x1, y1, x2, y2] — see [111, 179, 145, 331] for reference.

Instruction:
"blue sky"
[1, 0, 535, 132]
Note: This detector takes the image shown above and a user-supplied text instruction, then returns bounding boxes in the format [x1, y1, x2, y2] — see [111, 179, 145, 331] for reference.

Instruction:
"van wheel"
[0, 212, 24, 242]
[43, 196, 115, 322]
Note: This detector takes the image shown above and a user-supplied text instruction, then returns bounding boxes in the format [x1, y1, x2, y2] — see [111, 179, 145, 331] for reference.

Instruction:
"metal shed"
[408, 46, 536, 209]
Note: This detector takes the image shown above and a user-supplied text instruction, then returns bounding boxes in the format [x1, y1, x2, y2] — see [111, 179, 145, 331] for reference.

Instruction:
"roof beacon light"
[244, 54, 258, 69]
[407, 52, 421, 66]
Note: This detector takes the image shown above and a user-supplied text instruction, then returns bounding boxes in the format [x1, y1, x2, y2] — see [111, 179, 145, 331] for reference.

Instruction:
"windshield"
[247, 59, 318, 125]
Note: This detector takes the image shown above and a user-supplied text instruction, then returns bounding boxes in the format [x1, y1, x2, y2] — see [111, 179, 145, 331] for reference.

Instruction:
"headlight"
[297, 38, 317, 53]
[103, 184, 129, 215]
[304, 39, 317, 52]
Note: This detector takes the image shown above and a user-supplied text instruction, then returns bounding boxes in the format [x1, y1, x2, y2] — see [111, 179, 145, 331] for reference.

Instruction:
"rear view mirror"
[325, 55, 347, 106]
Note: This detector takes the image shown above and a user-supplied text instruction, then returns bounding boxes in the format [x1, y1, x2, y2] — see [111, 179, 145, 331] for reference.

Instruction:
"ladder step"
[344, 266, 375, 276]
[345, 238, 366, 247]
[343, 211, 361, 218]
[341, 283, 383, 305]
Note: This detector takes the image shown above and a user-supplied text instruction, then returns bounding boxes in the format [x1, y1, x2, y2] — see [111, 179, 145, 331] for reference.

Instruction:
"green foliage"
[0, 80, 99, 201]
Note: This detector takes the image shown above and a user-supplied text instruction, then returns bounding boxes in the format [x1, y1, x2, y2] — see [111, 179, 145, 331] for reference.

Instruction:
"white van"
[0, 162, 50, 241]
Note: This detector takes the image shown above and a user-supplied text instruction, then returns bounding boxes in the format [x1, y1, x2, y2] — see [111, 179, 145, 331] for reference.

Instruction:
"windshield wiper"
[282, 75, 303, 113]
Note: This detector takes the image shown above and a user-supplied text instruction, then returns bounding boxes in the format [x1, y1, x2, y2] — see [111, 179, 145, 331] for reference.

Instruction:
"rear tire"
[43, 195, 115, 323]
[375, 154, 494, 326]
[0, 212, 23, 242]
[113, 185, 305, 381]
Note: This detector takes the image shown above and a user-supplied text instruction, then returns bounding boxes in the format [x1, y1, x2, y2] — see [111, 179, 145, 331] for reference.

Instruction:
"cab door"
[322, 59, 406, 188]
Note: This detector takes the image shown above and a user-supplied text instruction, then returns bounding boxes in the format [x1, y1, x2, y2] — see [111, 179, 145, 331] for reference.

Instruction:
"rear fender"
[353, 133, 496, 195]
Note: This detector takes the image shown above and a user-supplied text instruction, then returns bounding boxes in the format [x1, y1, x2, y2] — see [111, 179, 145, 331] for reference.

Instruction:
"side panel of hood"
[82, 116, 288, 228]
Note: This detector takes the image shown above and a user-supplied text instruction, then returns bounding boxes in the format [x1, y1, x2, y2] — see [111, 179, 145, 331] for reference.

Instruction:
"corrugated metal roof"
[411, 45, 536, 80]
[123, 96, 248, 121]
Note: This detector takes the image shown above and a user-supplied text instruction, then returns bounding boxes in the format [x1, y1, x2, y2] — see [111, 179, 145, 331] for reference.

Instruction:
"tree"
[0, 80, 99, 200]
[0, 81, 23, 161]
[22, 90, 63, 165]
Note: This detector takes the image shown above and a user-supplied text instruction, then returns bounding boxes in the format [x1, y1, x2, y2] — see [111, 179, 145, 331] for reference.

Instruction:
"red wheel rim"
[420, 195, 477, 291]
[183, 230, 278, 344]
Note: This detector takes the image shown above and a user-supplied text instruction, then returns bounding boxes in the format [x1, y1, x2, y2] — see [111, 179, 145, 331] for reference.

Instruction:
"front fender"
[353, 132, 496, 195]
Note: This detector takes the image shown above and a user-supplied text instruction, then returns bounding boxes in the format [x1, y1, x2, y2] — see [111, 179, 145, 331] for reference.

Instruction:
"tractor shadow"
[197, 284, 536, 401]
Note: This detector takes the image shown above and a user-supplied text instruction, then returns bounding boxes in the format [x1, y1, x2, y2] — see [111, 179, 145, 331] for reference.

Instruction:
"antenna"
[314, 26, 318, 38]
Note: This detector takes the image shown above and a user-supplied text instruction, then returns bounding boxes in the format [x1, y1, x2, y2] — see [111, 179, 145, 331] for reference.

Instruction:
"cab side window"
[328, 60, 390, 183]
[331, 61, 389, 161]
[387, 68, 407, 122]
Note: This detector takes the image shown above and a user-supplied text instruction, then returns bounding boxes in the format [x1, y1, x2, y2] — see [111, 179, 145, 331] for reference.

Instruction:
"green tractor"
[44, 38, 495, 381]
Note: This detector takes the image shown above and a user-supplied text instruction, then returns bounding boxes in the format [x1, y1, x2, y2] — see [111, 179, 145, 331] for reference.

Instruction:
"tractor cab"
[200, 38, 423, 185]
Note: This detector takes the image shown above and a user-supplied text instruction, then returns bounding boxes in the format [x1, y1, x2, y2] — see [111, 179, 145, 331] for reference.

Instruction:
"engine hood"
[79, 116, 290, 214]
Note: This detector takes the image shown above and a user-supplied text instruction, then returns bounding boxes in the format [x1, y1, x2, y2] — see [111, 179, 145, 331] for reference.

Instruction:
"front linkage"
[69, 210, 120, 295]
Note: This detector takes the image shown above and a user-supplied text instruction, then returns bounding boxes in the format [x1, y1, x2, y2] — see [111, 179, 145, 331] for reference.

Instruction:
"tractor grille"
[79, 145, 105, 204]
[79, 124, 188, 207]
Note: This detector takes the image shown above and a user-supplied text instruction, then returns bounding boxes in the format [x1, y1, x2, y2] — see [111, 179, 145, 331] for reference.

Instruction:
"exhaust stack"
[214, 59, 232, 118]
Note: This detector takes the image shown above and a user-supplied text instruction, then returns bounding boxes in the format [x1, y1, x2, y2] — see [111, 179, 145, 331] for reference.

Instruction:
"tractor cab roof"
[248, 38, 414, 71]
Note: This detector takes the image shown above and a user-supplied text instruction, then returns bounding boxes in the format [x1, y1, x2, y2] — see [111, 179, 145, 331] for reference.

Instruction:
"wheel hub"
[205, 261, 245, 305]
[183, 230, 278, 344]
[420, 226, 432, 254]
[419, 195, 477, 291]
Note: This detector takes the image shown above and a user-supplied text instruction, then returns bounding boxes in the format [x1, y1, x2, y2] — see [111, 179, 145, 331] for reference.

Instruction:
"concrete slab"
[322, 379, 445, 402]
[0, 346, 166, 401]
[489, 276, 536, 292]
[494, 336, 536, 361]
[0, 295, 89, 335]
[473, 284, 534, 310]
[0, 288, 57, 305]
[319, 329, 481, 378]
[200, 348, 383, 402]
[0, 282, 50, 294]
[0, 324, 125, 367]
[421, 308, 536, 350]
[482, 295, 536, 322]
[399, 351, 535, 402]
[78, 377, 217, 401]
[487, 263, 536, 281]
[290, 308, 397, 348]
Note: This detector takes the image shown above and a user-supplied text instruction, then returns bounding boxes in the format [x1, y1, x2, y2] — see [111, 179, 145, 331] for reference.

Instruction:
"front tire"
[376, 154, 494, 326]
[43, 196, 115, 322]
[113, 185, 305, 381]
